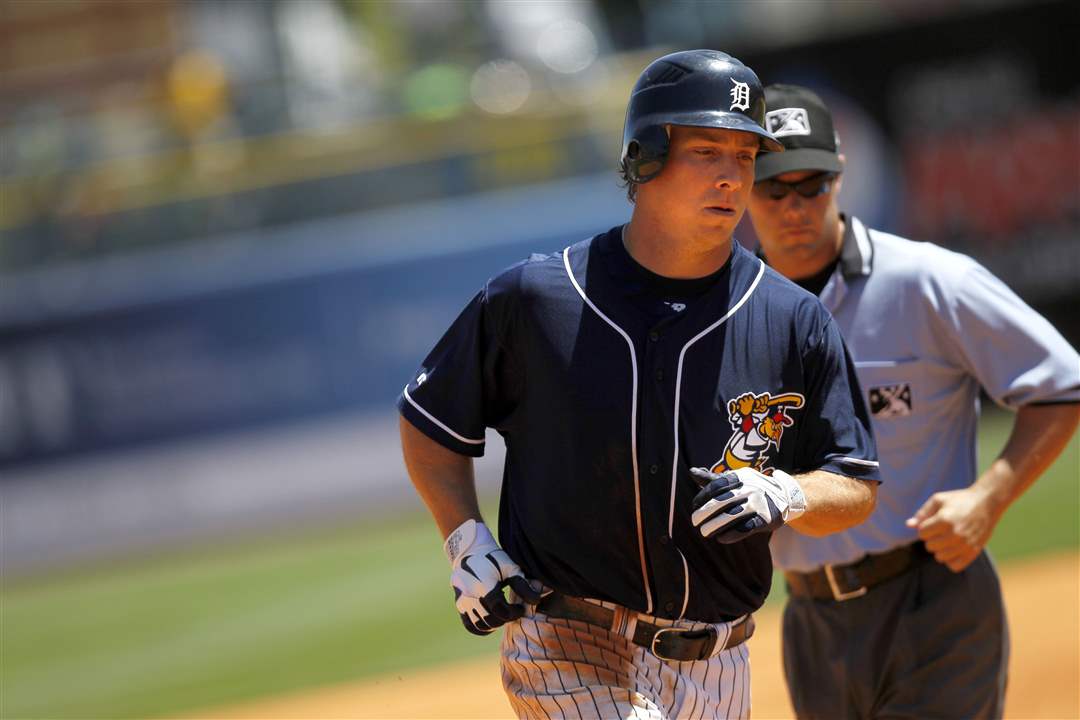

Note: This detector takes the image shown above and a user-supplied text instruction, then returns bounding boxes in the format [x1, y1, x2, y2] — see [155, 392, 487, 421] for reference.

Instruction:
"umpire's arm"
[787, 470, 878, 537]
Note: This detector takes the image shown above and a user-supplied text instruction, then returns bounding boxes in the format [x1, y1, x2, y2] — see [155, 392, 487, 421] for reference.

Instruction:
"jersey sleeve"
[396, 277, 523, 457]
[795, 313, 882, 481]
[932, 261, 1080, 408]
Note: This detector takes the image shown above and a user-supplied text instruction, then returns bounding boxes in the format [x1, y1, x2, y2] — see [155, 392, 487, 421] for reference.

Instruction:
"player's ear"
[835, 154, 846, 194]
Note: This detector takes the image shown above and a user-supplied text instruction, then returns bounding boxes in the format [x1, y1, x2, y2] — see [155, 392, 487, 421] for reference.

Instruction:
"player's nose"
[713, 164, 743, 191]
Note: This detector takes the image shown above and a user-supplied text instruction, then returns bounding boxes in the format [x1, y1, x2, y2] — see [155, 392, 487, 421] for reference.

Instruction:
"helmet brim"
[653, 110, 785, 154]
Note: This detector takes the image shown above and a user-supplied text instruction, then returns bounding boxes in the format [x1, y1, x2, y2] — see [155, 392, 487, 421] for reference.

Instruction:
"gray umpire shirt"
[771, 216, 1080, 572]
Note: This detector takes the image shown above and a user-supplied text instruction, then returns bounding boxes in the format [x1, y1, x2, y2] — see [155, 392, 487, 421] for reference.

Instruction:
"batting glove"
[444, 519, 542, 636]
[690, 467, 807, 543]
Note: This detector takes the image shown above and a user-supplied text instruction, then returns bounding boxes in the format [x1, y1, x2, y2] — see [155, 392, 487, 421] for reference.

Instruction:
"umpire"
[748, 84, 1080, 719]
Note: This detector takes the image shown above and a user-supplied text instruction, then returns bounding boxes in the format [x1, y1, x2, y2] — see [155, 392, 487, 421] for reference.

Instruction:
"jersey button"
[649, 464, 659, 475]
[648, 330, 659, 342]
[659, 534, 670, 545]
[664, 601, 675, 614]
[655, 369, 664, 381]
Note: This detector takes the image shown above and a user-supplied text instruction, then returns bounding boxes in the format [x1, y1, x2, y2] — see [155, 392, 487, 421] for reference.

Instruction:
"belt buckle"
[649, 626, 716, 662]
[824, 564, 867, 601]
[650, 627, 683, 661]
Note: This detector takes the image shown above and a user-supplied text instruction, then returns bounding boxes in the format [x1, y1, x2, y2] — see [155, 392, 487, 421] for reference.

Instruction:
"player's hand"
[905, 486, 1003, 572]
[444, 519, 542, 636]
[690, 467, 807, 544]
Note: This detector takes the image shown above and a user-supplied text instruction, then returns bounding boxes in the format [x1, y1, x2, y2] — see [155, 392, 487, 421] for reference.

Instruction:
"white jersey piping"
[402, 385, 486, 445]
[562, 246, 654, 614]
[669, 259, 767, 620]
[837, 456, 880, 467]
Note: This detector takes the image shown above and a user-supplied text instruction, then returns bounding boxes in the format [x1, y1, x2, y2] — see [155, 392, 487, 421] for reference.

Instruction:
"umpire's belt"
[784, 541, 932, 601]
[536, 592, 754, 662]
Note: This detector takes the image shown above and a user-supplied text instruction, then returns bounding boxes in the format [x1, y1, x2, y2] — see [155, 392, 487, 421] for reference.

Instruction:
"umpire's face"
[747, 164, 844, 280]
[636, 125, 759, 248]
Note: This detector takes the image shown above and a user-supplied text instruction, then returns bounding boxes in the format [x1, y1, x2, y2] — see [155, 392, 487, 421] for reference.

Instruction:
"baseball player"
[748, 84, 1080, 719]
[398, 52, 882, 719]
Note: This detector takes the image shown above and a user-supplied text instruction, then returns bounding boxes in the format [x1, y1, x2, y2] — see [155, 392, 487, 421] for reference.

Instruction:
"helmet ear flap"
[623, 124, 670, 184]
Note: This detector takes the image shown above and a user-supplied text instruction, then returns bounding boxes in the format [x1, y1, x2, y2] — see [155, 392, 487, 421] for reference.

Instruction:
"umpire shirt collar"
[838, 214, 873, 279]
[818, 214, 872, 313]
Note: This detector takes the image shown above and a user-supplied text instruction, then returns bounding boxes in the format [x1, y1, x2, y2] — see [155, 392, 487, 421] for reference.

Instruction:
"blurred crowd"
[3, 0, 620, 268]
[4, 0, 1054, 271]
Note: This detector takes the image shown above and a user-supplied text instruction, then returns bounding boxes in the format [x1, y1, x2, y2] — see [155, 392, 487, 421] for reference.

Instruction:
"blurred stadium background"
[1, 1, 1077, 718]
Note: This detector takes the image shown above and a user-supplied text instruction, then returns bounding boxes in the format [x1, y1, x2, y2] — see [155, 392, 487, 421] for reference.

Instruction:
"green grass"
[982, 408, 1079, 560]
[1, 506, 501, 719]
[1, 409, 1076, 718]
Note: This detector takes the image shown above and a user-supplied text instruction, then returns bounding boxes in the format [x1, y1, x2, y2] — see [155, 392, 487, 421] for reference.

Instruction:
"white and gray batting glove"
[690, 466, 807, 543]
[445, 519, 542, 636]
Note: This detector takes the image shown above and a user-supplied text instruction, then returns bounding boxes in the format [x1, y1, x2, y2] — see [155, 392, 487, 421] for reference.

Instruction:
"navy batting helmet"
[620, 49, 783, 184]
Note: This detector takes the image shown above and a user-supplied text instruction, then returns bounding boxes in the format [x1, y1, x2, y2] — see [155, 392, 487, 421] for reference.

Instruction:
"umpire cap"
[621, 49, 784, 184]
[754, 84, 843, 180]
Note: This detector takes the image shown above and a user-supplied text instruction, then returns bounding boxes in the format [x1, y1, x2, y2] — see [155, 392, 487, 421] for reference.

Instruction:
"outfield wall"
[0, 173, 628, 468]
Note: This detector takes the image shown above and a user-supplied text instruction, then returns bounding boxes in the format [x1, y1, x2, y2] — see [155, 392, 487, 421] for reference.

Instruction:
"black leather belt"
[536, 592, 754, 662]
[784, 541, 932, 601]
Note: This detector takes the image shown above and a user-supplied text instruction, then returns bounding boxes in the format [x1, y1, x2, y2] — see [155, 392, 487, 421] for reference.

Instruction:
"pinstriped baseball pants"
[501, 600, 751, 719]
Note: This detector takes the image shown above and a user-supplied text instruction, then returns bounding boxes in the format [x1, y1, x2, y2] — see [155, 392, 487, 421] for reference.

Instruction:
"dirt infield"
[203, 551, 1078, 719]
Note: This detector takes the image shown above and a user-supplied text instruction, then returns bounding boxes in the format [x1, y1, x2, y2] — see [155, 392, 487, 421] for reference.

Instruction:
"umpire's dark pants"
[782, 550, 1009, 720]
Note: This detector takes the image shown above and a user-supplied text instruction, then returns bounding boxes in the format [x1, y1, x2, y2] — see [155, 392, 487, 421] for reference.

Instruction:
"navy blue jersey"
[398, 227, 879, 621]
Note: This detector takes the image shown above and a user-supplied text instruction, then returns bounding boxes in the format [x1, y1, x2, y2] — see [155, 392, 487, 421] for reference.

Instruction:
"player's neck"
[622, 219, 733, 280]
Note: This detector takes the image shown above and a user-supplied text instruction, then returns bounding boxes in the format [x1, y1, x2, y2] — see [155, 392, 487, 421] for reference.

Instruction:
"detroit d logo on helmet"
[729, 79, 750, 111]
[712, 391, 805, 474]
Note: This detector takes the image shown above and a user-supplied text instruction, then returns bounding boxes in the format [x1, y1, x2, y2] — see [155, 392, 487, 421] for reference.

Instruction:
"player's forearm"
[399, 415, 483, 539]
[974, 403, 1080, 517]
[787, 470, 877, 537]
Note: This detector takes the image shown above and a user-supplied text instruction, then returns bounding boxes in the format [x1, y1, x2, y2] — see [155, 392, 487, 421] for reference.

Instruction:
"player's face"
[636, 126, 759, 244]
[747, 166, 843, 280]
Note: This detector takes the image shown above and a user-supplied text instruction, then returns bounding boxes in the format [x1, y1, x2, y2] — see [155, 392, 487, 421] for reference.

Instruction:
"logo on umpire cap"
[729, 79, 750, 111]
[766, 107, 811, 137]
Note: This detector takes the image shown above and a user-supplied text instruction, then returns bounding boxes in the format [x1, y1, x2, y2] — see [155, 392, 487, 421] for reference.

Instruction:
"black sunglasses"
[755, 172, 837, 200]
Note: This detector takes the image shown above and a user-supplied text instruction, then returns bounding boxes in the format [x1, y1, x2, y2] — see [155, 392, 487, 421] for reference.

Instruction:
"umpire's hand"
[689, 466, 807, 543]
[444, 519, 542, 636]
[905, 487, 998, 572]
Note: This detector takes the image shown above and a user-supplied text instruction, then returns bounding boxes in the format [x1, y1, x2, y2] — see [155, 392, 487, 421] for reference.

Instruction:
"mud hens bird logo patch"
[712, 391, 805, 474]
